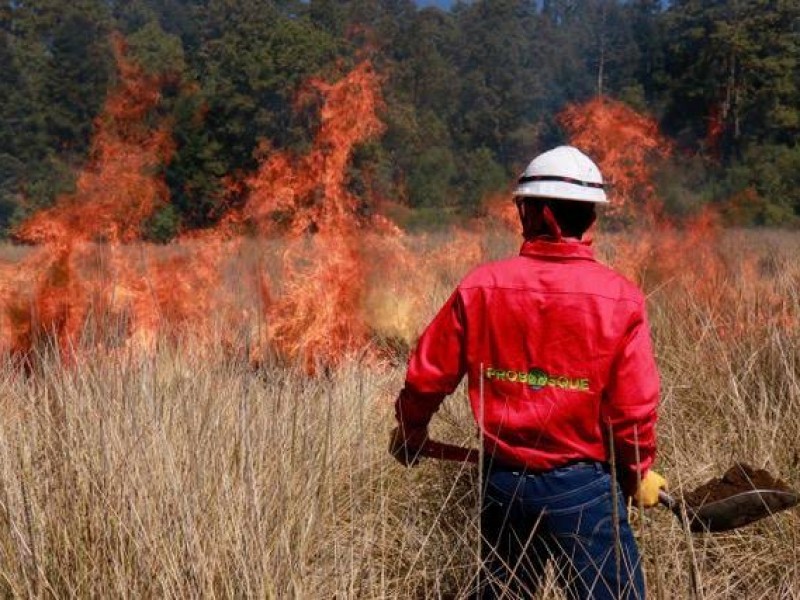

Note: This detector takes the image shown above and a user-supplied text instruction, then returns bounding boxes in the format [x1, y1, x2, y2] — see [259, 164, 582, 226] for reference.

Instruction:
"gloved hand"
[388, 425, 428, 467]
[634, 470, 668, 508]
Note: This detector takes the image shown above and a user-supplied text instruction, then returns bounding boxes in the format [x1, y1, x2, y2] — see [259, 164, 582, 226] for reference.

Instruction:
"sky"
[415, 0, 456, 9]
[415, 1, 672, 11]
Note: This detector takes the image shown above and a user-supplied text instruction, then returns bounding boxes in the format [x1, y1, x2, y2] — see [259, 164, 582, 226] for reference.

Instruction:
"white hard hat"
[513, 146, 608, 203]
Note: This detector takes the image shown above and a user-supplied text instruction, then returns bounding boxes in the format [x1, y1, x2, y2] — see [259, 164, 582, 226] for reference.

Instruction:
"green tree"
[626, 0, 668, 108]
[0, 0, 114, 221]
[451, 0, 544, 163]
[663, 0, 800, 160]
[720, 143, 800, 225]
[195, 0, 340, 168]
[0, 30, 27, 218]
[40, 2, 114, 156]
[127, 20, 187, 77]
[120, 0, 341, 231]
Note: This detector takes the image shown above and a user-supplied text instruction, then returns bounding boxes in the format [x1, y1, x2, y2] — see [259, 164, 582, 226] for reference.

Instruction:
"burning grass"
[0, 228, 798, 598]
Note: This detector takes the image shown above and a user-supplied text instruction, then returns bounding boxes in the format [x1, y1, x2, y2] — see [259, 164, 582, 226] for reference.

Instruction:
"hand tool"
[415, 439, 800, 532]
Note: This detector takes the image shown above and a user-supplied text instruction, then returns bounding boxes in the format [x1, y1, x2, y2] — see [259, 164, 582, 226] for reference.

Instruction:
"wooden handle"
[412, 447, 682, 518]
[418, 439, 479, 464]
[659, 489, 677, 509]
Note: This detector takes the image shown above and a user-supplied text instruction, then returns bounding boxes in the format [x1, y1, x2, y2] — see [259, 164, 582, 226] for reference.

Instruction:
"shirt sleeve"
[601, 301, 661, 494]
[395, 290, 468, 430]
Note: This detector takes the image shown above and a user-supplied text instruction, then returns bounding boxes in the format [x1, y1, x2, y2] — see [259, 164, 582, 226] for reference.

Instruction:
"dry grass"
[0, 228, 799, 598]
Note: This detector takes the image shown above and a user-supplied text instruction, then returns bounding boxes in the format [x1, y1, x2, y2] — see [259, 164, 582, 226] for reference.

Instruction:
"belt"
[483, 457, 604, 476]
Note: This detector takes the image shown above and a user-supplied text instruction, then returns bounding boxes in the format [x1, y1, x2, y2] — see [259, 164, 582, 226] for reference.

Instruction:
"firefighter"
[390, 146, 667, 599]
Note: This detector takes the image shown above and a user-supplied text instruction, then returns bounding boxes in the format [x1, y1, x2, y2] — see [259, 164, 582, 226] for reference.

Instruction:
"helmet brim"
[513, 180, 608, 203]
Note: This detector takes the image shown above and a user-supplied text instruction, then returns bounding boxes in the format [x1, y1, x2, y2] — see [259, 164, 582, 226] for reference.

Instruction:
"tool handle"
[419, 439, 479, 464]
[416, 445, 680, 513]
[659, 489, 677, 509]
[414, 447, 683, 516]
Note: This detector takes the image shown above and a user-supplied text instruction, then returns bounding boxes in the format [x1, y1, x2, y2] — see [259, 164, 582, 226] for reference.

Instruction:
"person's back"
[455, 238, 657, 474]
[390, 146, 667, 599]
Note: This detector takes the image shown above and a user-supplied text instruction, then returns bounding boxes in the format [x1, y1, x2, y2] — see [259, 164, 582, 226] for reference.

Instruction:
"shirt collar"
[519, 237, 595, 261]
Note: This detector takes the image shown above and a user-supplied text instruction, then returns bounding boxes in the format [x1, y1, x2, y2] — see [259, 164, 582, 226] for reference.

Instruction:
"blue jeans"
[476, 462, 645, 599]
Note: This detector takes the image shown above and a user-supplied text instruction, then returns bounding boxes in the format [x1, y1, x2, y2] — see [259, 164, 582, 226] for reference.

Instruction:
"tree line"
[1, 0, 799, 237]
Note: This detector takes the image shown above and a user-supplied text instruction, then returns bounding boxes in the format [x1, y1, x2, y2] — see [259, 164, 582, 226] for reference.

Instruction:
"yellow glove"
[634, 470, 668, 508]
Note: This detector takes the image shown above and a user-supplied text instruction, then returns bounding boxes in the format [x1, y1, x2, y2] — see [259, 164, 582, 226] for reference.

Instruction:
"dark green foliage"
[0, 0, 114, 217]
[166, 91, 229, 230]
[194, 0, 339, 171]
[718, 144, 800, 226]
[460, 147, 508, 214]
[450, 0, 543, 159]
[407, 145, 457, 208]
[0, 153, 23, 232]
[0, 0, 798, 234]
[127, 20, 187, 77]
[22, 2, 115, 159]
[663, 0, 800, 160]
[144, 203, 182, 242]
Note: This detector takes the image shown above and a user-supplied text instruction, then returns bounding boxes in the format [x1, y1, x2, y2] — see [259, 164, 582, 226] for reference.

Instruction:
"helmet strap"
[518, 197, 595, 242]
[541, 203, 562, 241]
[518, 198, 563, 241]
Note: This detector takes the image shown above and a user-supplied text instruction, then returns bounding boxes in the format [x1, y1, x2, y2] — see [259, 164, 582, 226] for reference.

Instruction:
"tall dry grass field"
[0, 228, 798, 598]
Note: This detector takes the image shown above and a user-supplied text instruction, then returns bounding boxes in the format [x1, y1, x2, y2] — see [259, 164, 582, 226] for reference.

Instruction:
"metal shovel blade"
[661, 488, 800, 533]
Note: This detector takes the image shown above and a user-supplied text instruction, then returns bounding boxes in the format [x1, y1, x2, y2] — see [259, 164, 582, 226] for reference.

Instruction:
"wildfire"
[0, 37, 428, 369]
[233, 62, 391, 368]
[559, 97, 671, 221]
[3, 39, 792, 370]
[560, 96, 794, 336]
[2, 35, 175, 360]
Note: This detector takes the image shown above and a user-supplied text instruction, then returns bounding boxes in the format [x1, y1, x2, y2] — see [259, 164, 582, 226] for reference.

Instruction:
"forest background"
[1, 0, 799, 238]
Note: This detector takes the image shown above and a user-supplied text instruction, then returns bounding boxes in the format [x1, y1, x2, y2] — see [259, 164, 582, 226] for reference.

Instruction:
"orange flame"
[0, 38, 426, 370]
[559, 97, 671, 220]
[17, 35, 173, 246]
[229, 61, 398, 369]
[559, 99, 728, 320]
[2, 35, 175, 360]
[561, 97, 795, 336]
[9, 42, 790, 371]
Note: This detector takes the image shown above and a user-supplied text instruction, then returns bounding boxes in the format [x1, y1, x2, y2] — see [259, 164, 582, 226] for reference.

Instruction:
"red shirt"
[395, 238, 660, 488]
